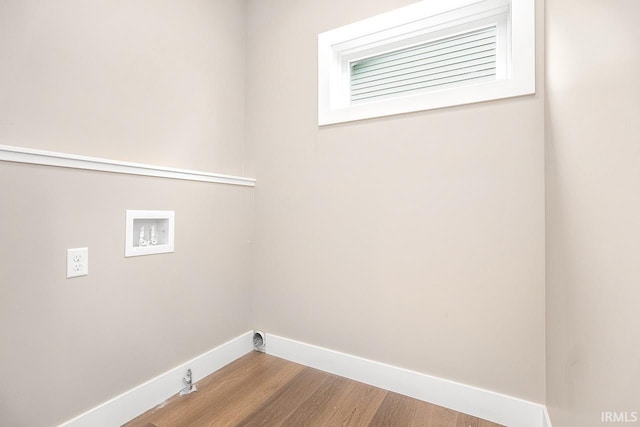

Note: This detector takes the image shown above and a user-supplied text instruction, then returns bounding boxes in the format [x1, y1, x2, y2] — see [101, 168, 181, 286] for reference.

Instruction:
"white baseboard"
[266, 334, 547, 427]
[58, 331, 254, 427]
[57, 331, 550, 427]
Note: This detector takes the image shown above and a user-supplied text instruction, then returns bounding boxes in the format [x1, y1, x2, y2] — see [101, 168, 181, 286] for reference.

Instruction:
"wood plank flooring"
[124, 352, 503, 427]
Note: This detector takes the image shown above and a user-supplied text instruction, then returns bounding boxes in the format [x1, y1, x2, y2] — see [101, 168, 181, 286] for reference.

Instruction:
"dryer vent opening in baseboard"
[253, 331, 266, 352]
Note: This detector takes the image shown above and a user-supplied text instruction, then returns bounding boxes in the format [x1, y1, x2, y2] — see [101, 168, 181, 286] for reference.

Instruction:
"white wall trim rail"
[0, 144, 256, 186]
[266, 334, 548, 427]
[544, 407, 553, 427]
[58, 331, 254, 427]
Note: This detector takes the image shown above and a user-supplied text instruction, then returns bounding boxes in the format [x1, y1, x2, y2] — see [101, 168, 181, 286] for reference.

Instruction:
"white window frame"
[318, 0, 535, 126]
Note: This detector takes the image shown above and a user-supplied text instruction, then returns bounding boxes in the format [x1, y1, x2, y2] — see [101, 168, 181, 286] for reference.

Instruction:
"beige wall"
[11, 0, 639, 424]
[246, 0, 546, 402]
[0, 0, 246, 175]
[0, 166, 253, 426]
[545, 0, 640, 425]
[0, 1, 252, 426]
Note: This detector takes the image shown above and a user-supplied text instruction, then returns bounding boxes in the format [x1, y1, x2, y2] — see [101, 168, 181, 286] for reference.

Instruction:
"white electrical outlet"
[67, 247, 88, 278]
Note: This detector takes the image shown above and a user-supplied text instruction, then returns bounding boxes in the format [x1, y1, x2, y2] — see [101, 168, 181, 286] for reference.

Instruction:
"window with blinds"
[317, 0, 535, 125]
[350, 26, 497, 103]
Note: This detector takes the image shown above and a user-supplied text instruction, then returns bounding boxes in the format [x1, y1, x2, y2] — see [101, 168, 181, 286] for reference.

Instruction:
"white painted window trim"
[318, 0, 535, 125]
[0, 144, 256, 187]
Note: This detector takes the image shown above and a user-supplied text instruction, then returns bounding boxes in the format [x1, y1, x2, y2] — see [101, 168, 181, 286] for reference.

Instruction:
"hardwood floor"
[124, 352, 503, 427]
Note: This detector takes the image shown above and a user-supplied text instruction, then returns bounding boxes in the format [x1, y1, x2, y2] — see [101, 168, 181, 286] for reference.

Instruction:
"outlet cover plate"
[67, 247, 88, 278]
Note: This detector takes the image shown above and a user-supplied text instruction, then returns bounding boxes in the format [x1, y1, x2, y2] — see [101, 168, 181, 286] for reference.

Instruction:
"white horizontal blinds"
[350, 26, 497, 103]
